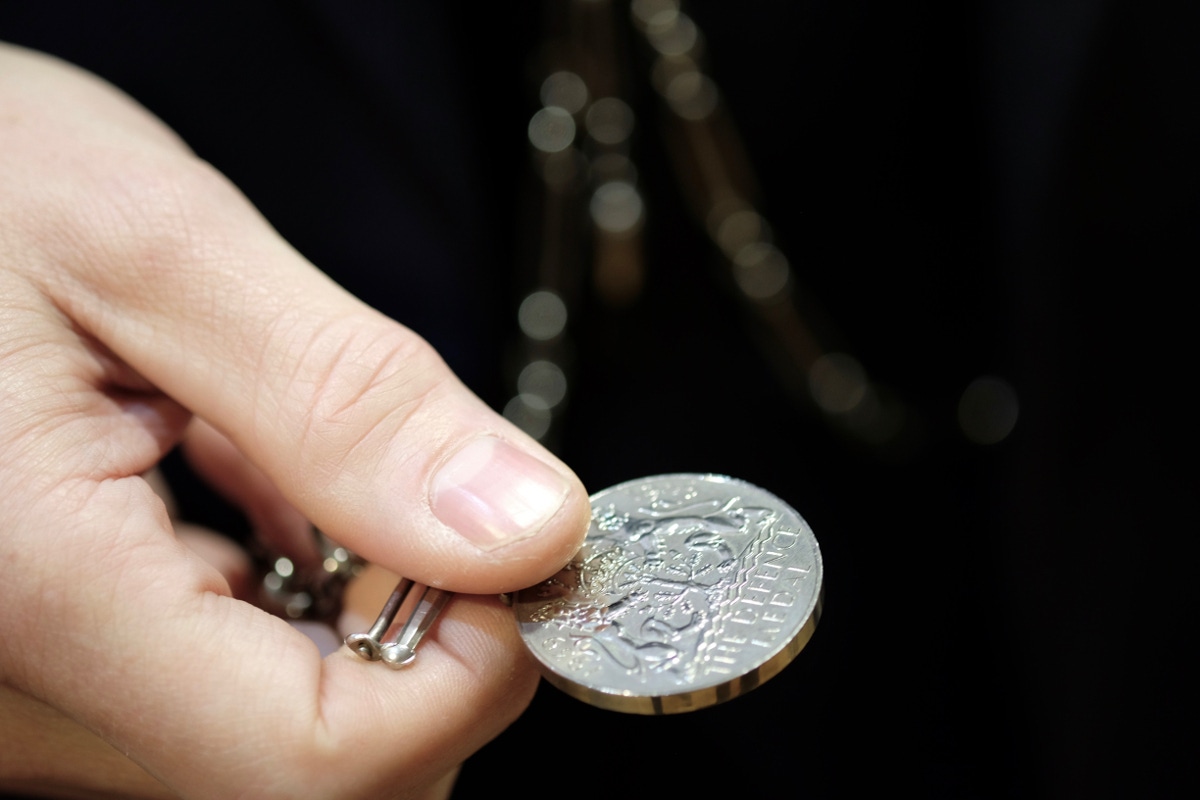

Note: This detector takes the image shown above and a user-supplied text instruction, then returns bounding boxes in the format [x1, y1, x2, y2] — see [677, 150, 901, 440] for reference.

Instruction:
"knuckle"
[275, 317, 451, 483]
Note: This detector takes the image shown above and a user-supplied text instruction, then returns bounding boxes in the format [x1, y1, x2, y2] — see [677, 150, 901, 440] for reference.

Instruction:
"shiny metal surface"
[514, 473, 823, 714]
[345, 578, 452, 668]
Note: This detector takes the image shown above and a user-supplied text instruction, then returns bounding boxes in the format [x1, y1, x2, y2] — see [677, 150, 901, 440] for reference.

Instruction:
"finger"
[5, 44, 590, 594]
[176, 522, 256, 602]
[7, 478, 541, 797]
[0, 684, 172, 800]
[182, 417, 319, 566]
[418, 767, 461, 800]
[22, 496, 540, 796]
[142, 466, 179, 518]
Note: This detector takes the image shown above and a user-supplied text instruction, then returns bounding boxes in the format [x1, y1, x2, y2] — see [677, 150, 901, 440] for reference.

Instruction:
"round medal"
[512, 473, 823, 714]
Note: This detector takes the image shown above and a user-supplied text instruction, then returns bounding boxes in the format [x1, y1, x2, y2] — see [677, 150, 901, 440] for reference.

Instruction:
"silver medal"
[512, 473, 823, 714]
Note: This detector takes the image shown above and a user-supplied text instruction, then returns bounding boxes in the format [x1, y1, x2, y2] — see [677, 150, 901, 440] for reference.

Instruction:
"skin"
[0, 42, 591, 799]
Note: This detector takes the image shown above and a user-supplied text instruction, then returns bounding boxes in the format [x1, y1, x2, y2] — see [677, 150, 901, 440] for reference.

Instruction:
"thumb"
[124, 223, 588, 593]
[10, 43, 590, 594]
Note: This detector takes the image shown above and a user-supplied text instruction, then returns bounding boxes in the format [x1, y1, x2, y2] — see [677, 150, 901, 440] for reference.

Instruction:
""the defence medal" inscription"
[513, 473, 823, 714]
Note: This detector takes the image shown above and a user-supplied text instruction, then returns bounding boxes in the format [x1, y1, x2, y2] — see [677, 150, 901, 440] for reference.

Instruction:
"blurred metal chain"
[505, 0, 913, 454]
[258, 529, 365, 624]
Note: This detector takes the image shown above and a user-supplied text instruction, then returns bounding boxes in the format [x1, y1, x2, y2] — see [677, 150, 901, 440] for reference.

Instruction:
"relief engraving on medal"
[515, 474, 822, 710]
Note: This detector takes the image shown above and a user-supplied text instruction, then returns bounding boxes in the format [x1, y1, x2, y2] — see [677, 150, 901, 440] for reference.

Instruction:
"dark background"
[3, 1, 1194, 797]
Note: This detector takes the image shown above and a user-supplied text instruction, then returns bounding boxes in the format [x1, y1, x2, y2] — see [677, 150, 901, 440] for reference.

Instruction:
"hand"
[0, 42, 590, 799]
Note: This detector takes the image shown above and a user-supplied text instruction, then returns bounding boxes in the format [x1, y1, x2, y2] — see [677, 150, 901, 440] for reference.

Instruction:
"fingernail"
[431, 436, 570, 550]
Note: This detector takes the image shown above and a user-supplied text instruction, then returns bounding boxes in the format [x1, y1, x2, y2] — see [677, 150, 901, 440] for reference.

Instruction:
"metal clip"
[344, 579, 452, 668]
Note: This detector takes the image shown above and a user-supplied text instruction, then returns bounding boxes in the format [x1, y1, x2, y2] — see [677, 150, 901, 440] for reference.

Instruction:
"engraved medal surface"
[513, 473, 823, 714]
